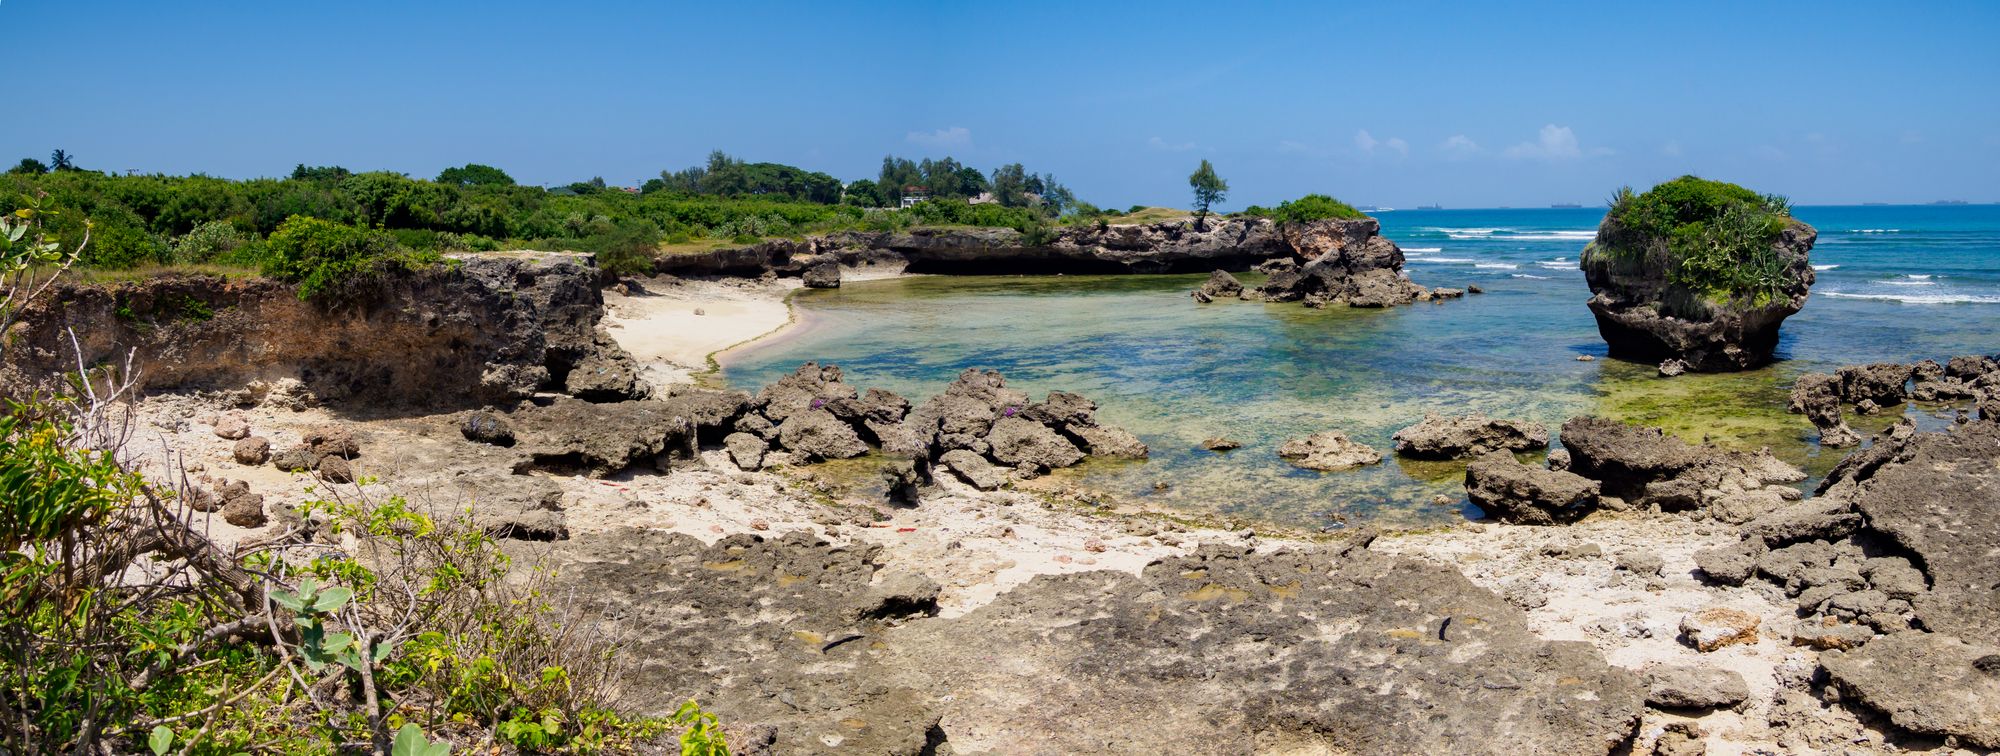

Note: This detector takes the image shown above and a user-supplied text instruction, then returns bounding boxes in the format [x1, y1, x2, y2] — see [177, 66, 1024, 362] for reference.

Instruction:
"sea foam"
[1824, 291, 2000, 305]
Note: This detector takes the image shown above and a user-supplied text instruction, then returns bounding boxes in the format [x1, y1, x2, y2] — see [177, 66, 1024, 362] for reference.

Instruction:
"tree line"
[0, 149, 1084, 275]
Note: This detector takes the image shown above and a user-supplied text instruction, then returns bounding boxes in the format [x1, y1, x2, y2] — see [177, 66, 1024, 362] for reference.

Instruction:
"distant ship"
[1932, 200, 1969, 206]
[1550, 203, 1583, 209]
[1416, 204, 1443, 210]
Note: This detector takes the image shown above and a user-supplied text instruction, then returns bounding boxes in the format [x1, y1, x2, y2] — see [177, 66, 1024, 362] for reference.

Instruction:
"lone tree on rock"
[1189, 159, 1227, 230]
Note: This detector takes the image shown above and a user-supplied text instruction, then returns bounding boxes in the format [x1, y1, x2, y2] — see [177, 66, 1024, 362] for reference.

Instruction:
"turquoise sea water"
[725, 205, 2000, 528]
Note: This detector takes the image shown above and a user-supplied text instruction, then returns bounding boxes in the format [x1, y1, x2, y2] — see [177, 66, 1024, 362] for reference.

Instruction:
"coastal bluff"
[647, 215, 1434, 306]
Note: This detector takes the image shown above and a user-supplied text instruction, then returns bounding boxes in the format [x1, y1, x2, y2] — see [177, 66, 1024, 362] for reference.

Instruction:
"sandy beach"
[602, 265, 909, 389]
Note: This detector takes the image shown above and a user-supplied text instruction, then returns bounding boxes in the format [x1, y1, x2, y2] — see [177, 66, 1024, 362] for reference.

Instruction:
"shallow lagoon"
[725, 207, 2000, 528]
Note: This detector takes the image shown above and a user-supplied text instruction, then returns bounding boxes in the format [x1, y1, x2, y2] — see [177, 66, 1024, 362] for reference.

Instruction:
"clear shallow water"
[725, 205, 2000, 528]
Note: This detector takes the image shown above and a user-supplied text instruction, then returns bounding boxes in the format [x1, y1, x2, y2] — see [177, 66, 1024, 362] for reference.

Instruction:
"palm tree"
[49, 149, 73, 172]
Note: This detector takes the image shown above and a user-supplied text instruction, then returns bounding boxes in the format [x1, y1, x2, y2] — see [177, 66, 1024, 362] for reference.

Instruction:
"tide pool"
[724, 205, 2000, 528]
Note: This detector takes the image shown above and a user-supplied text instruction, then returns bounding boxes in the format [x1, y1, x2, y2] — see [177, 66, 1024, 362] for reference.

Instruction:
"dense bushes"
[2, 153, 1101, 278]
[263, 215, 440, 300]
[1594, 176, 1795, 303]
[1241, 194, 1368, 223]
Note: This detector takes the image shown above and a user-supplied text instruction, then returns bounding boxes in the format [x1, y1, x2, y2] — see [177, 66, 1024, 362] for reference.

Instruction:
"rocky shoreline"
[17, 249, 2000, 754]
[647, 215, 1445, 309]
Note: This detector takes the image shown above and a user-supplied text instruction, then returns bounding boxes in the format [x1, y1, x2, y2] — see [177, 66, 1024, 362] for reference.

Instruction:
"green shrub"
[1594, 175, 1794, 304]
[1255, 194, 1368, 224]
[168, 220, 243, 264]
[263, 215, 437, 300]
[583, 219, 662, 277]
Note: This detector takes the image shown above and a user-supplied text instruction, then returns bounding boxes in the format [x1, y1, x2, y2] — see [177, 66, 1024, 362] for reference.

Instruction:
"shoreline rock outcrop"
[0, 251, 647, 408]
[647, 216, 1437, 308]
[557, 530, 1646, 754]
[1251, 218, 1429, 307]
[1685, 416, 2000, 747]
[1787, 353, 2000, 444]
[1579, 191, 1816, 372]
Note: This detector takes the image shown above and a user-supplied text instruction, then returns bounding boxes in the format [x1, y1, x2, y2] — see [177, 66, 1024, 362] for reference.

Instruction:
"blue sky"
[3, 1, 1996, 208]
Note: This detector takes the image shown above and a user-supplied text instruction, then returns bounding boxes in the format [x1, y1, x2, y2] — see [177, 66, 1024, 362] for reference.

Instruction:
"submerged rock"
[1277, 431, 1382, 471]
[1073, 425, 1147, 459]
[1391, 413, 1548, 459]
[1194, 269, 1243, 300]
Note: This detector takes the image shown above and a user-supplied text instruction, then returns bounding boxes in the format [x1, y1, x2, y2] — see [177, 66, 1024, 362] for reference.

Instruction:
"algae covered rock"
[1580, 176, 1816, 372]
[1392, 412, 1548, 459]
[1277, 430, 1381, 471]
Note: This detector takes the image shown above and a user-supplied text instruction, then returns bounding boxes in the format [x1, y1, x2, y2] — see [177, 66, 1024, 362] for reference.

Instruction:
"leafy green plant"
[262, 215, 438, 300]
[392, 723, 451, 756]
[667, 701, 730, 756]
[168, 220, 243, 264]
[1593, 175, 1796, 305]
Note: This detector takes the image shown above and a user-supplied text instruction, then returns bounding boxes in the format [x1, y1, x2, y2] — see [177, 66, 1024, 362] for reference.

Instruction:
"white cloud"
[1439, 134, 1479, 158]
[1754, 145, 1788, 161]
[1661, 140, 1683, 157]
[905, 126, 971, 148]
[1353, 130, 1408, 157]
[1503, 124, 1584, 159]
[1147, 136, 1196, 152]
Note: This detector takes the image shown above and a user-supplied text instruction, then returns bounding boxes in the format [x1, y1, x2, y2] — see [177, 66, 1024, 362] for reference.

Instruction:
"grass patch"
[1106, 206, 1192, 224]
[53, 262, 261, 284]
[654, 238, 747, 256]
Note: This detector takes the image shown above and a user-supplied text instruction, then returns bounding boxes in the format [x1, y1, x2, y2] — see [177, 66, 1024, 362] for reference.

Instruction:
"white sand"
[601, 276, 801, 389]
[601, 264, 912, 389]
